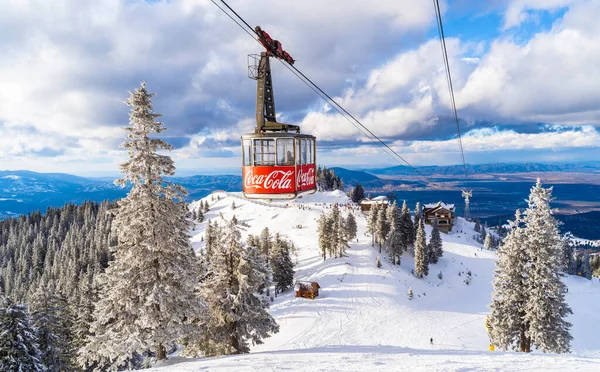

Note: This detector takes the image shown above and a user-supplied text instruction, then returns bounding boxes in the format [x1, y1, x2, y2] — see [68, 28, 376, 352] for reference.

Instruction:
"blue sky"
[0, 0, 598, 176]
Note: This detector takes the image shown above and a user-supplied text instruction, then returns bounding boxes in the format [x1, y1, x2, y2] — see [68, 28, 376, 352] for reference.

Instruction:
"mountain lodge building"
[423, 201, 456, 233]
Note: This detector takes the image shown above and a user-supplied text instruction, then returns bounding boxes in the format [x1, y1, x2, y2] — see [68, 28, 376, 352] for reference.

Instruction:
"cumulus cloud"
[0, 0, 599, 173]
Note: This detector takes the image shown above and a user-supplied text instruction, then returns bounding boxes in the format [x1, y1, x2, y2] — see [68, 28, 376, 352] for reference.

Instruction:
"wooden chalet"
[359, 195, 389, 213]
[423, 201, 455, 233]
[295, 281, 320, 299]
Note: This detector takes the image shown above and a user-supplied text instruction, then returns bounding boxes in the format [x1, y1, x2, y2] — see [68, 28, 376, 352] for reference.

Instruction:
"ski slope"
[149, 191, 600, 371]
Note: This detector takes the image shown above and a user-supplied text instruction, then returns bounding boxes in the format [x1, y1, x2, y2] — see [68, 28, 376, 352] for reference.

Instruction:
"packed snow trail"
[163, 191, 600, 371]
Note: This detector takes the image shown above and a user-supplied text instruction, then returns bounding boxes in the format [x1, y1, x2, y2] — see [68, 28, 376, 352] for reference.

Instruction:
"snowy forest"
[0, 84, 292, 371]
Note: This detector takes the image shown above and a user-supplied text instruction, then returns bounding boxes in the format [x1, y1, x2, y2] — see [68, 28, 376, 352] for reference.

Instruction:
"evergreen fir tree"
[481, 225, 487, 243]
[79, 83, 201, 369]
[428, 217, 443, 264]
[484, 234, 493, 250]
[204, 220, 217, 264]
[30, 288, 76, 371]
[190, 217, 278, 356]
[474, 218, 481, 232]
[351, 183, 365, 203]
[366, 204, 379, 247]
[385, 202, 402, 265]
[344, 213, 358, 242]
[0, 298, 46, 372]
[259, 227, 272, 264]
[489, 180, 572, 354]
[317, 214, 332, 260]
[488, 211, 529, 352]
[522, 180, 572, 353]
[569, 251, 581, 276]
[331, 204, 345, 258]
[196, 209, 204, 223]
[375, 204, 389, 253]
[271, 235, 295, 294]
[414, 219, 428, 277]
[561, 240, 574, 273]
[580, 251, 592, 280]
[399, 201, 413, 252]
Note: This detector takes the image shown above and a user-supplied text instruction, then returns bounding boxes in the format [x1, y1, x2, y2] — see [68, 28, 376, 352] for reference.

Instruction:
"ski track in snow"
[154, 191, 600, 371]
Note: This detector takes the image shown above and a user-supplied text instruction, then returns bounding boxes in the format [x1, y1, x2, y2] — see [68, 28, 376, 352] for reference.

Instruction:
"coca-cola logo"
[245, 169, 293, 190]
[297, 167, 315, 187]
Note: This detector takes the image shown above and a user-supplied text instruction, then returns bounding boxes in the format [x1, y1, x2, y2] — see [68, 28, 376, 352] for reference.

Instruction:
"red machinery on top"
[241, 27, 316, 200]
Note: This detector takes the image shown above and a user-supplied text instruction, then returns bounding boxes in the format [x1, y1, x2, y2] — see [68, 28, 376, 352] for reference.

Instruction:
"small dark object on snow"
[430, 338, 433, 344]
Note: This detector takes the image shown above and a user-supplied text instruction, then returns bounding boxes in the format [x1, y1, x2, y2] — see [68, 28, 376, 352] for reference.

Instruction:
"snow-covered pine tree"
[192, 217, 279, 356]
[204, 220, 217, 264]
[569, 251, 581, 276]
[0, 298, 46, 372]
[561, 240, 574, 273]
[474, 218, 481, 232]
[480, 225, 487, 243]
[580, 251, 592, 280]
[522, 179, 572, 353]
[72, 279, 95, 362]
[317, 213, 331, 260]
[376, 204, 389, 253]
[260, 227, 272, 264]
[428, 217, 443, 264]
[196, 209, 204, 223]
[488, 211, 529, 352]
[385, 201, 402, 265]
[351, 183, 365, 203]
[413, 202, 421, 245]
[344, 213, 358, 242]
[414, 219, 428, 277]
[271, 234, 295, 293]
[484, 234, 493, 250]
[79, 83, 201, 368]
[367, 204, 379, 247]
[489, 180, 573, 354]
[30, 287, 76, 371]
[331, 204, 344, 258]
[245, 234, 272, 297]
[192, 209, 197, 221]
[399, 201, 413, 252]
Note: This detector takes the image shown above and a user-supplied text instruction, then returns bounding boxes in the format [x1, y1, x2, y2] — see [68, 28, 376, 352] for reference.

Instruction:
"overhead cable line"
[432, 0, 469, 180]
[210, 0, 435, 186]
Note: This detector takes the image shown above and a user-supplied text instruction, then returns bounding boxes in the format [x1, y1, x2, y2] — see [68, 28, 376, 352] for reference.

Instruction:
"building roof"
[360, 195, 389, 205]
[423, 201, 455, 211]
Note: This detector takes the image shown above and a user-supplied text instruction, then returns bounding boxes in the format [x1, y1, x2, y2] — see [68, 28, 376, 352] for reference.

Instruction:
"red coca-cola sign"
[243, 166, 295, 194]
[243, 164, 316, 195]
[297, 164, 316, 190]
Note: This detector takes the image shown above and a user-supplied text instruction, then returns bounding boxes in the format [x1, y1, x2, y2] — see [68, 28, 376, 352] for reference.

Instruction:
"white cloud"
[503, 0, 578, 29]
[0, 0, 599, 174]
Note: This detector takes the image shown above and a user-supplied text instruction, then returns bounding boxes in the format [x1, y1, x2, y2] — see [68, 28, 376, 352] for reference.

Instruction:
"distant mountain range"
[2, 162, 600, 239]
[368, 162, 600, 176]
[0, 170, 241, 219]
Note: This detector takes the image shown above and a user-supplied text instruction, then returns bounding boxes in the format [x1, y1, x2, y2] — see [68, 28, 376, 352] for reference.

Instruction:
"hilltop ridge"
[147, 191, 600, 371]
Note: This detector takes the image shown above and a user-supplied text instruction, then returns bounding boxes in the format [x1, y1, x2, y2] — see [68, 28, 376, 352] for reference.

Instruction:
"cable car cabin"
[241, 26, 317, 200]
[242, 134, 316, 199]
[295, 281, 320, 299]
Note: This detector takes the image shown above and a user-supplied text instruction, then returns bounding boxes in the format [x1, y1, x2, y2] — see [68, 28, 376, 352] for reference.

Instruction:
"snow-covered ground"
[149, 191, 600, 371]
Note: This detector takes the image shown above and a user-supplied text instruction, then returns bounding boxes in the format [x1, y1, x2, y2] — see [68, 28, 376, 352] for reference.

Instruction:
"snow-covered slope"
[150, 191, 600, 371]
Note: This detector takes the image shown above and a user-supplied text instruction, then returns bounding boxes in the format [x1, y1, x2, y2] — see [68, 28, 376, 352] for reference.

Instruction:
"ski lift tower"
[462, 189, 472, 220]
